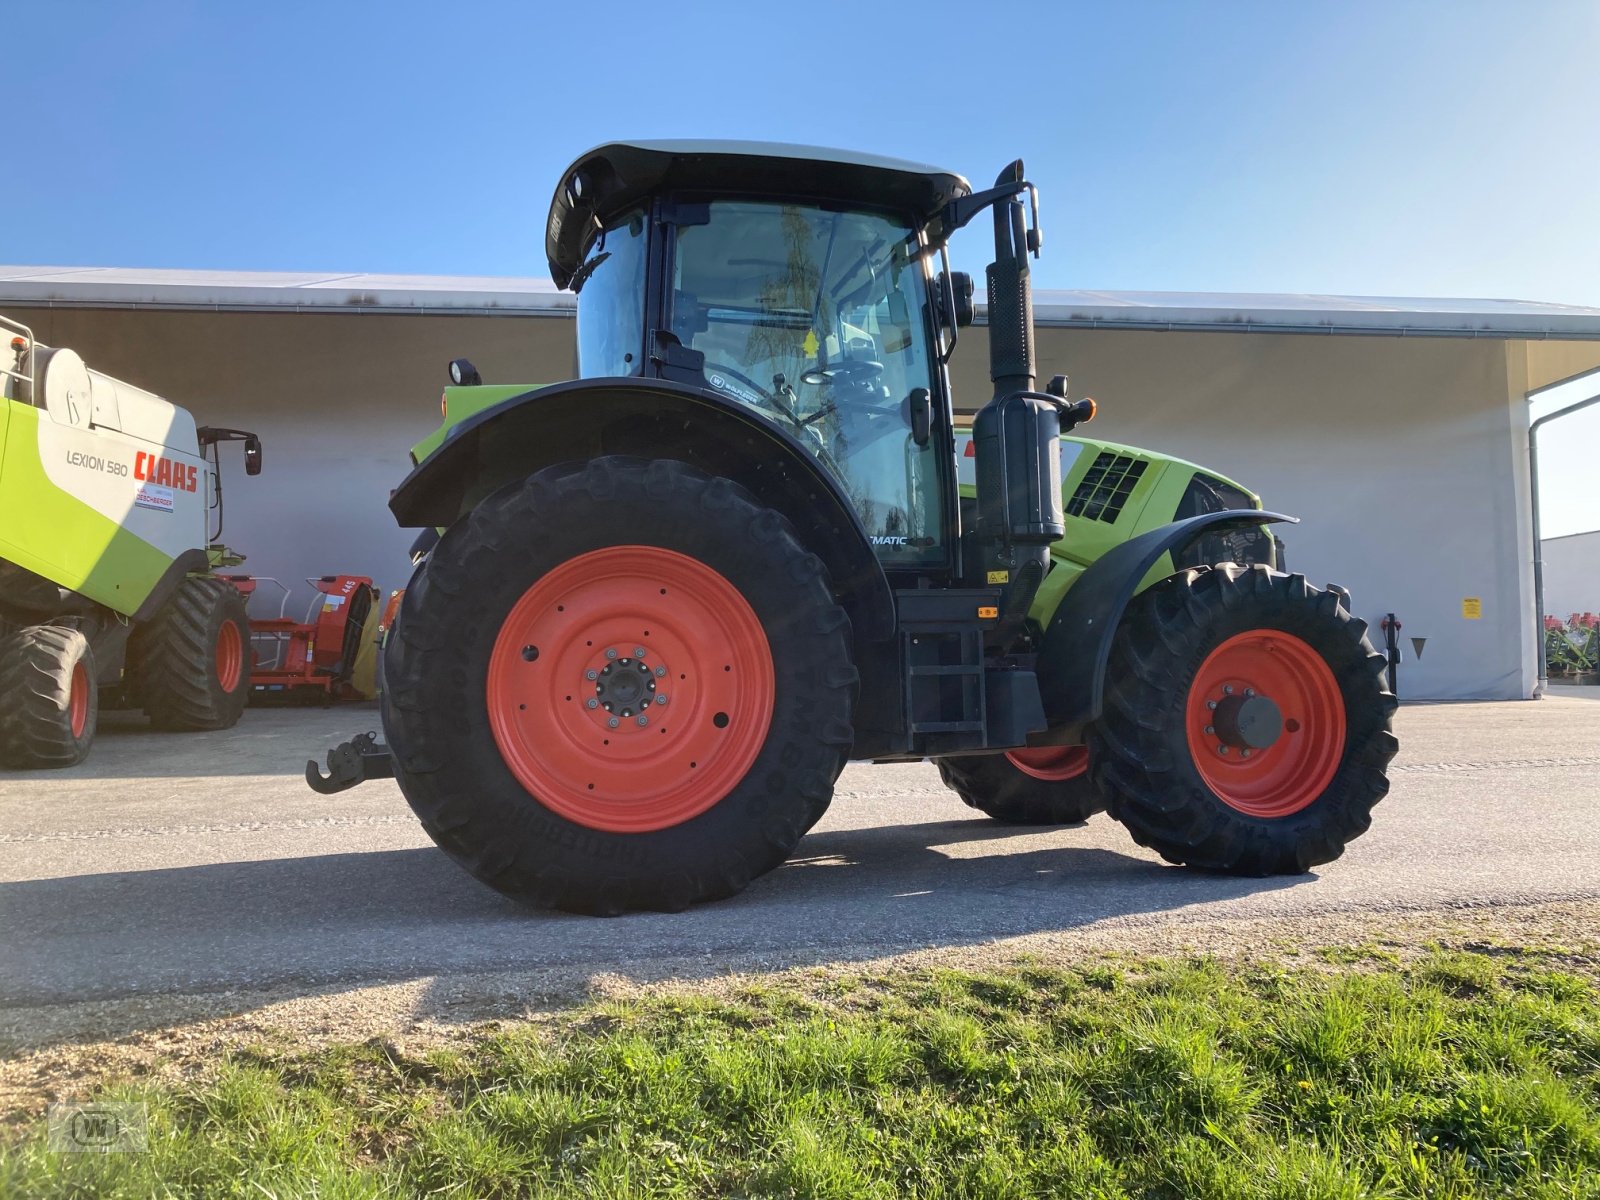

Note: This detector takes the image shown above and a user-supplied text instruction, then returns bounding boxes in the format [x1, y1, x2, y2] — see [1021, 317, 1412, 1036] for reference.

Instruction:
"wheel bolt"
[585, 669, 598, 681]
[1223, 685, 1234, 695]
[1217, 745, 1229, 755]
[1244, 688, 1255, 698]
[586, 698, 599, 709]
[656, 695, 669, 706]
[636, 715, 649, 727]
[1207, 700, 1218, 710]
[1204, 724, 1214, 734]
[607, 717, 620, 729]
[605, 648, 618, 660]
[1241, 749, 1252, 759]
[634, 646, 647, 658]
[655, 665, 668, 677]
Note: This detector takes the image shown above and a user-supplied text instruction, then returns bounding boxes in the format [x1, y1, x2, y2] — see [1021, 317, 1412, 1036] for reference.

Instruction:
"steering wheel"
[800, 359, 885, 388]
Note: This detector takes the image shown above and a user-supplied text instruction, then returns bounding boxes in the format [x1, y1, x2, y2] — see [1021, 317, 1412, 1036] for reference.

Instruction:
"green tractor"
[313, 141, 1398, 914]
[0, 314, 261, 767]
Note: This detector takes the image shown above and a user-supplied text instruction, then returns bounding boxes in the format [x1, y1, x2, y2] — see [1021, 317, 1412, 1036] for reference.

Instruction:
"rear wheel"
[381, 457, 858, 914]
[0, 625, 97, 768]
[1089, 564, 1397, 874]
[936, 745, 1104, 824]
[130, 576, 251, 730]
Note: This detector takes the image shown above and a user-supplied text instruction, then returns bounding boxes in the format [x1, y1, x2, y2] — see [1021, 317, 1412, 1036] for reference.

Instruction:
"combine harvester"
[0, 315, 263, 767]
[313, 141, 1399, 913]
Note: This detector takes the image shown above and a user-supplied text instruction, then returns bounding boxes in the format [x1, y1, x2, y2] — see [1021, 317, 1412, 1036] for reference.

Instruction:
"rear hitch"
[306, 730, 395, 794]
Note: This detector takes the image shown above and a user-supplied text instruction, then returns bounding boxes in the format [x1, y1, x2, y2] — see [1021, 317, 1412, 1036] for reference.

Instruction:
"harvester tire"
[0, 625, 97, 769]
[130, 576, 251, 731]
[381, 456, 858, 915]
[935, 749, 1104, 824]
[1089, 564, 1397, 875]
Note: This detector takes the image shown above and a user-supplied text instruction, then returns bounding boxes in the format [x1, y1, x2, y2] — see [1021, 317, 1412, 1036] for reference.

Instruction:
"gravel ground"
[1, 693, 1597, 1106]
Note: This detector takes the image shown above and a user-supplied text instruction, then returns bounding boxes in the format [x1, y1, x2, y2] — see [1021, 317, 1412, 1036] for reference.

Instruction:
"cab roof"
[545, 140, 972, 289]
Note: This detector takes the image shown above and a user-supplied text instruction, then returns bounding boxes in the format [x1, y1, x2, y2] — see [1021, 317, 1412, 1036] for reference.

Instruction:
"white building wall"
[1543, 530, 1600, 618]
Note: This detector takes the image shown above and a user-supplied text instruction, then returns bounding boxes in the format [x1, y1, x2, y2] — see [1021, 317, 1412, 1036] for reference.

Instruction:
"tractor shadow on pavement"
[0, 815, 1310, 1050]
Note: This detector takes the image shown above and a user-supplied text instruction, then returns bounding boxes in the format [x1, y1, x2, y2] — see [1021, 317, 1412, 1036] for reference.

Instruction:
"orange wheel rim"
[1185, 630, 1345, 818]
[215, 620, 244, 691]
[68, 661, 90, 739]
[486, 546, 775, 833]
[1005, 744, 1089, 781]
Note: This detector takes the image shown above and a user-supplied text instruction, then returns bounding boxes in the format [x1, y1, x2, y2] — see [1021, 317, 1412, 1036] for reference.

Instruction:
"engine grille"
[1066, 453, 1148, 523]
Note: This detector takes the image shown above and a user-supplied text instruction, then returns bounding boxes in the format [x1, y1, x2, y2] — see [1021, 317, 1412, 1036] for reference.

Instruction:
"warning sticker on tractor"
[987, 570, 1010, 584]
[1461, 597, 1482, 619]
[133, 483, 174, 513]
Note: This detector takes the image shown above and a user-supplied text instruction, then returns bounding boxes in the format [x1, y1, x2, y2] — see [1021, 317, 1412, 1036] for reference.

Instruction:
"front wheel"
[381, 457, 858, 915]
[1090, 564, 1397, 875]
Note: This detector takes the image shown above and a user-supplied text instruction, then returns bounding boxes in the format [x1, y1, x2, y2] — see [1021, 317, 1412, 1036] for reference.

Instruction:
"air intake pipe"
[971, 161, 1064, 647]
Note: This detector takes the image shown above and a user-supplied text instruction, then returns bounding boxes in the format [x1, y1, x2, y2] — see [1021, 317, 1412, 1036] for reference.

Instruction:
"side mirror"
[244, 434, 263, 476]
[947, 271, 975, 328]
[448, 358, 482, 387]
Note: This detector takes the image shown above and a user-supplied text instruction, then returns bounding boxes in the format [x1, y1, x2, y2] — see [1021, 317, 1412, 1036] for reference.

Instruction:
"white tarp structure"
[6, 267, 1600, 701]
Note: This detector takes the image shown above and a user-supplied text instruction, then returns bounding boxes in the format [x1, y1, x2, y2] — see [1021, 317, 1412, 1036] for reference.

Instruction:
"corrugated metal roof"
[4, 265, 1599, 339]
[0, 266, 572, 315]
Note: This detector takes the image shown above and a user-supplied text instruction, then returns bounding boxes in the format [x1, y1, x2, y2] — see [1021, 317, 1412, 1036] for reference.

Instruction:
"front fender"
[1037, 509, 1299, 729]
[387, 375, 895, 641]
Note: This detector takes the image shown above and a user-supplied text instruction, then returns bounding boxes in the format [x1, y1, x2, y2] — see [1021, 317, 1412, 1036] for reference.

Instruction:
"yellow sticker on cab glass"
[1462, 597, 1482, 619]
[802, 330, 819, 357]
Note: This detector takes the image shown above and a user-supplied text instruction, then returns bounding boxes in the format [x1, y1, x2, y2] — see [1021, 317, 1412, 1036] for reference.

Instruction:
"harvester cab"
[314, 141, 1397, 915]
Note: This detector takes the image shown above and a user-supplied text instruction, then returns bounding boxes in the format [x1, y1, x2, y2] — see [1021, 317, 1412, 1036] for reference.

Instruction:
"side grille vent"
[1066, 453, 1148, 523]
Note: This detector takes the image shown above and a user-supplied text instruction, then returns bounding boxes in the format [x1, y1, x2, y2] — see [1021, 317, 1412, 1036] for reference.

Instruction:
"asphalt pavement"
[2, 693, 1597, 1027]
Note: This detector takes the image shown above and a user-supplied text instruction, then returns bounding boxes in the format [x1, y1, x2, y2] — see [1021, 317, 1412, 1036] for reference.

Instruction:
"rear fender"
[388, 376, 894, 641]
[1037, 509, 1298, 730]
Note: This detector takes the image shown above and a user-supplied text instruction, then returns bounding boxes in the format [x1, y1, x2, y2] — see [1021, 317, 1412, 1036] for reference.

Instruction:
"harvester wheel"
[381, 456, 857, 915]
[0, 625, 97, 768]
[130, 576, 251, 730]
[935, 747, 1104, 824]
[1089, 564, 1397, 875]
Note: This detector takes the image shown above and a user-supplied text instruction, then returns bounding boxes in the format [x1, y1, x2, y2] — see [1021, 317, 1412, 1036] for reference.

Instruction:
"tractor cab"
[553, 141, 974, 574]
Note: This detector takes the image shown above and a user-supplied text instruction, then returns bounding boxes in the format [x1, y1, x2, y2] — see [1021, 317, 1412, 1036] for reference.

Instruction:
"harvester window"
[669, 201, 946, 566]
[575, 209, 648, 379]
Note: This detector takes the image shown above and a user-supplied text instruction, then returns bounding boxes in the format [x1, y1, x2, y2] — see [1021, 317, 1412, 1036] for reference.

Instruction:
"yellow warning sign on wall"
[1462, 597, 1482, 619]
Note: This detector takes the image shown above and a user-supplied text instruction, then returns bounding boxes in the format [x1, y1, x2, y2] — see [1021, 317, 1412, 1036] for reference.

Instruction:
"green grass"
[4, 948, 1599, 1198]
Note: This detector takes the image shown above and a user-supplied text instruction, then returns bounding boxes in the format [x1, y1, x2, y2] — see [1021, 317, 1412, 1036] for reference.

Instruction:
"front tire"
[1090, 564, 1397, 875]
[0, 625, 97, 769]
[936, 746, 1104, 824]
[129, 576, 251, 730]
[381, 457, 858, 915]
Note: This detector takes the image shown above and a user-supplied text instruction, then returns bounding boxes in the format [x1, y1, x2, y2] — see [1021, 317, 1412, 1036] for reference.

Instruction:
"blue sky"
[5, 0, 1599, 532]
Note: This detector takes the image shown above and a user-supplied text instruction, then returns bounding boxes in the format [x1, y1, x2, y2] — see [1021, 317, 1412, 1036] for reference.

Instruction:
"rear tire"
[1089, 564, 1397, 875]
[936, 747, 1104, 824]
[129, 576, 251, 730]
[0, 625, 97, 768]
[382, 457, 858, 915]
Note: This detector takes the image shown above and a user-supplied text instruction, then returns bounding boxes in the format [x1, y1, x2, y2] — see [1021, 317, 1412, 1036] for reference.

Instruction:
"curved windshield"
[670, 201, 944, 566]
[575, 209, 647, 378]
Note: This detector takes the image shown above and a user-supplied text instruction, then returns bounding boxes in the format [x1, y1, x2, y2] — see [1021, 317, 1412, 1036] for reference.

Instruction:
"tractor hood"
[546, 140, 972, 289]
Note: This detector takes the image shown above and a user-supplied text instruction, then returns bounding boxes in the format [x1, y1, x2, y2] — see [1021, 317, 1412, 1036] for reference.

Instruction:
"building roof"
[5, 265, 1600, 340]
